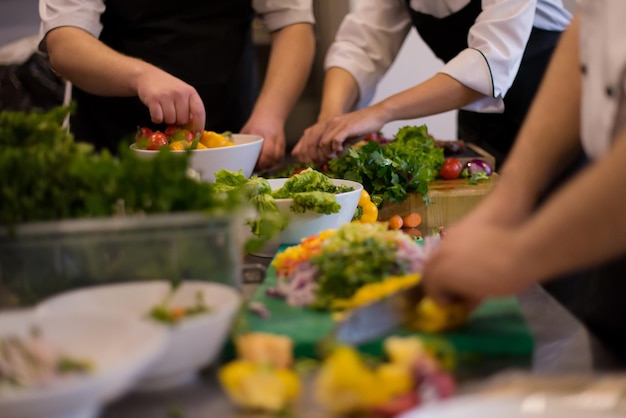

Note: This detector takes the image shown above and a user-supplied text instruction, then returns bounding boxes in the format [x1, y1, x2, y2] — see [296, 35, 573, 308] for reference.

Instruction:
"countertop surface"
[99, 251, 626, 418]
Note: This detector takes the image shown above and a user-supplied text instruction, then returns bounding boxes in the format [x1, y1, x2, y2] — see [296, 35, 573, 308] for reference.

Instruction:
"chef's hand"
[291, 119, 331, 163]
[422, 222, 534, 307]
[241, 116, 286, 170]
[135, 66, 206, 133]
[317, 105, 388, 160]
[292, 104, 388, 163]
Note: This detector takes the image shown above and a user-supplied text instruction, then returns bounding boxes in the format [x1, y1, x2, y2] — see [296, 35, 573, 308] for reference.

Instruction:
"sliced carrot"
[402, 212, 422, 228]
[388, 214, 404, 230]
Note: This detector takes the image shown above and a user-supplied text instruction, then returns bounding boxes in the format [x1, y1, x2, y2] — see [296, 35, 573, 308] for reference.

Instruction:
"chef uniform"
[325, 0, 571, 167]
[39, 0, 313, 153]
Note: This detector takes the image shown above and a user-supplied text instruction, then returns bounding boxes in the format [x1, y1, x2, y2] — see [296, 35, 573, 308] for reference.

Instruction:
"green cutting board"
[240, 247, 534, 374]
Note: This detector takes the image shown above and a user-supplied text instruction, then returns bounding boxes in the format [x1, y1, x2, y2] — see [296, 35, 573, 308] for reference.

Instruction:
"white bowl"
[130, 134, 264, 182]
[0, 309, 166, 418]
[267, 178, 363, 244]
[37, 280, 242, 392]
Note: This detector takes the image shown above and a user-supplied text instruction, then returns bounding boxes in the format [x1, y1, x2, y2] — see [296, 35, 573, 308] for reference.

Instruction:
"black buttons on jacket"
[606, 86, 616, 98]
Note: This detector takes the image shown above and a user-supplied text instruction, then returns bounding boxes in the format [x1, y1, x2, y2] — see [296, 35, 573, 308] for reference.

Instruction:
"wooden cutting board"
[378, 174, 499, 228]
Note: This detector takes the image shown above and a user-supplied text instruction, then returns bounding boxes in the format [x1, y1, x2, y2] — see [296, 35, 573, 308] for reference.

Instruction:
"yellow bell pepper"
[355, 189, 378, 223]
[219, 360, 300, 412]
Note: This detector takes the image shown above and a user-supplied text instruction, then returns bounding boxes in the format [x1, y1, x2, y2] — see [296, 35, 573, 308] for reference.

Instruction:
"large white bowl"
[267, 178, 363, 244]
[0, 309, 166, 418]
[38, 280, 242, 392]
[130, 134, 263, 182]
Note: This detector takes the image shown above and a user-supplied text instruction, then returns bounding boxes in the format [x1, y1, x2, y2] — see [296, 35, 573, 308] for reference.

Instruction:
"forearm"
[45, 26, 153, 97]
[518, 126, 626, 283]
[375, 73, 484, 122]
[249, 23, 315, 124]
[317, 67, 360, 121]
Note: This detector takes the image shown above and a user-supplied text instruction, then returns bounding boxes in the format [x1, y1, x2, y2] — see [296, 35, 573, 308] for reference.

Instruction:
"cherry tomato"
[146, 131, 168, 150]
[172, 129, 194, 143]
[439, 158, 463, 180]
[135, 126, 153, 142]
[163, 125, 180, 139]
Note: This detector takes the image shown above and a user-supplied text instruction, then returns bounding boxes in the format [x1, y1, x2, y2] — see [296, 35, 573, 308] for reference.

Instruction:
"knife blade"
[334, 283, 425, 345]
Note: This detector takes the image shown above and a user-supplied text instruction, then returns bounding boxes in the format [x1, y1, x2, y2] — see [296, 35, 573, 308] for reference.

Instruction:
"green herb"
[326, 125, 444, 205]
[0, 106, 247, 230]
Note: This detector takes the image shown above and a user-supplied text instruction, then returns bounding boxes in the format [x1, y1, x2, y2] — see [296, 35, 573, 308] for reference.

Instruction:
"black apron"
[405, 0, 562, 168]
[71, 0, 257, 153]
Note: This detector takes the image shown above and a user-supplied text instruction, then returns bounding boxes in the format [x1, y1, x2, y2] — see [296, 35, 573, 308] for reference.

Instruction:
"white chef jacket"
[326, 0, 571, 111]
[38, 0, 314, 49]
[579, 0, 626, 159]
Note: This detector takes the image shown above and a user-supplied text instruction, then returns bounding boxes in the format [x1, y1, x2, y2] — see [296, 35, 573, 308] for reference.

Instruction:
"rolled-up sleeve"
[39, 0, 105, 52]
[254, 0, 315, 33]
[324, 0, 412, 108]
[441, 0, 538, 113]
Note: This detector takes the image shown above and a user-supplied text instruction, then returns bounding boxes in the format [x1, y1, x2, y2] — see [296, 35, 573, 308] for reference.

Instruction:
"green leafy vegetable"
[326, 125, 444, 205]
[290, 191, 341, 214]
[0, 105, 248, 230]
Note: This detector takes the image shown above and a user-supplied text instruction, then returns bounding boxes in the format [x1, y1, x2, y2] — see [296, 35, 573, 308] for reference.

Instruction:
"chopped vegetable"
[0, 329, 93, 391]
[148, 290, 211, 325]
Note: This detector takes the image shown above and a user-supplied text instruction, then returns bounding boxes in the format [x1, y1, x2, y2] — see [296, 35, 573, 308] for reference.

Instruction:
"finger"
[148, 102, 164, 124]
[189, 94, 205, 133]
[160, 100, 177, 125]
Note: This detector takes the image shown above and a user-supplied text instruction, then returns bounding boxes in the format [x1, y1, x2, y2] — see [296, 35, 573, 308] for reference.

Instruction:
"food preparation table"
[100, 252, 626, 418]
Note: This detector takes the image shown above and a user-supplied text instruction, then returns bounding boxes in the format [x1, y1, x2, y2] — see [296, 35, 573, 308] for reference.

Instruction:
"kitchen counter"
[99, 250, 626, 418]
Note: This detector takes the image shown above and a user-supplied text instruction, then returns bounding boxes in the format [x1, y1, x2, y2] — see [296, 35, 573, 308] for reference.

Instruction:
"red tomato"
[172, 129, 194, 143]
[163, 125, 181, 139]
[439, 158, 463, 180]
[146, 131, 169, 150]
[135, 126, 153, 142]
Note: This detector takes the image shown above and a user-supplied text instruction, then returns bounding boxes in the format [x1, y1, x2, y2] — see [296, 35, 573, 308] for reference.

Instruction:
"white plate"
[38, 280, 242, 392]
[0, 309, 166, 418]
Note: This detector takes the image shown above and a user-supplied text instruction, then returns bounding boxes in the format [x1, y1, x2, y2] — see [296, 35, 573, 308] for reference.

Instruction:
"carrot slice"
[402, 212, 422, 228]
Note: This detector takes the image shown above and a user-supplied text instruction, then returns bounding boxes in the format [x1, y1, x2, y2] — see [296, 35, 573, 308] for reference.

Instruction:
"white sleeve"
[38, 0, 105, 52]
[441, 0, 539, 113]
[324, 0, 412, 108]
[254, 0, 315, 33]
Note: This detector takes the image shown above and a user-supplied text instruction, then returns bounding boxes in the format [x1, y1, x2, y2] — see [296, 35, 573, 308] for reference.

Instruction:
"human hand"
[422, 223, 534, 307]
[291, 119, 331, 163]
[317, 105, 388, 160]
[292, 105, 388, 163]
[240, 116, 286, 170]
[134, 66, 206, 133]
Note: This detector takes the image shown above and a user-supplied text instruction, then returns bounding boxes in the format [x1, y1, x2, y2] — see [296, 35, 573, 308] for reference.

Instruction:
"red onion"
[466, 159, 493, 176]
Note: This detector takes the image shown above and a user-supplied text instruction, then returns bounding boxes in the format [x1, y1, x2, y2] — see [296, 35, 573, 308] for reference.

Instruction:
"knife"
[334, 282, 425, 345]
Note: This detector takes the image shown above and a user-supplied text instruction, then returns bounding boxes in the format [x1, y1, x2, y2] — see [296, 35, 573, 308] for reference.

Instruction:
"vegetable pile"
[212, 168, 355, 249]
[328, 125, 444, 204]
[268, 222, 469, 333]
[133, 125, 235, 151]
[269, 125, 444, 205]
[219, 332, 456, 417]
[0, 106, 246, 230]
